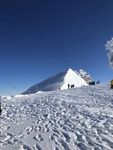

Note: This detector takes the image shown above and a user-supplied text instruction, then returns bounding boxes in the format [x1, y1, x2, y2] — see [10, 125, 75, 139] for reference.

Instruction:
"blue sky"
[0, 0, 113, 95]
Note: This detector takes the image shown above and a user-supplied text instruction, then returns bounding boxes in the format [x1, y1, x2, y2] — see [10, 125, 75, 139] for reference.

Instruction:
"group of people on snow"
[67, 79, 113, 89]
[67, 84, 75, 89]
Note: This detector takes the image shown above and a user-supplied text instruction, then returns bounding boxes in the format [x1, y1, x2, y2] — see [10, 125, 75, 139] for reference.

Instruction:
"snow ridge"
[23, 68, 88, 94]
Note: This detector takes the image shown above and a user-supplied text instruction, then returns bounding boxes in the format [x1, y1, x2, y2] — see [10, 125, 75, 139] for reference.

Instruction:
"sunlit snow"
[0, 84, 113, 150]
[23, 68, 88, 94]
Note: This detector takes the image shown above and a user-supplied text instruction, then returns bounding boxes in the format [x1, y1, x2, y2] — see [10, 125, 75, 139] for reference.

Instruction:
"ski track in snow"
[0, 85, 113, 150]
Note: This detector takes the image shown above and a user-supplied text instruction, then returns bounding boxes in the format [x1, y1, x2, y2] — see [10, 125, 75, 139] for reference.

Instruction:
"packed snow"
[23, 68, 88, 94]
[0, 84, 113, 150]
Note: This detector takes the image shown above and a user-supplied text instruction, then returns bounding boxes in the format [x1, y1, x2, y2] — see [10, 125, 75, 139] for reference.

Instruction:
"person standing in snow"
[68, 84, 70, 89]
[96, 80, 100, 84]
[71, 84, 74, 88]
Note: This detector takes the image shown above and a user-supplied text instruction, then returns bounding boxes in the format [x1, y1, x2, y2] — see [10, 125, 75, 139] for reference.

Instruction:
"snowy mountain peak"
[67, 68, 73, 72]
[23, 68, 88, 94]
[78, 69, 89, 76]
[61, 68, 88, 90]
[77, 69, 94, 83]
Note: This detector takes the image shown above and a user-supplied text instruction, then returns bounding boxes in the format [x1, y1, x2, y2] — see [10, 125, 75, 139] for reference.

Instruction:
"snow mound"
[1, 96, 12, 100]
[14, 94, 28, 98]
[23, 68, 88, 94]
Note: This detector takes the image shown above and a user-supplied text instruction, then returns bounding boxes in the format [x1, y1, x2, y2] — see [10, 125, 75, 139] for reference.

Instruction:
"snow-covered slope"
[23, 68, 88, 94]
[1, 85, 113, 150]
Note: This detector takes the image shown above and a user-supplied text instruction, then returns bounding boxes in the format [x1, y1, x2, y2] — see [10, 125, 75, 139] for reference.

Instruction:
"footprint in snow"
[19, 144, 31, 150]
[34, 134, 43, 141]
[33, 143, 42, 150]
[62, 132, 70, 143]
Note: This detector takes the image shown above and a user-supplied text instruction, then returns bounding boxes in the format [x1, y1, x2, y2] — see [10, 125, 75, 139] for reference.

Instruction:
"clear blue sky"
[0, 0, 113, 95]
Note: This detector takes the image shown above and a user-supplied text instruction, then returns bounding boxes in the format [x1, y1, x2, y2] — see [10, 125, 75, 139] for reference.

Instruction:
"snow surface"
[1, 96, 12, 100]
[0, 84, 113, 150]
[23, 68, 88, 94]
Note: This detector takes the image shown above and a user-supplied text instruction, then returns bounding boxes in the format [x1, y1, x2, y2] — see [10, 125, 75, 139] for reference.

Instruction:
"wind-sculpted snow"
[0, 85, 113, 150]
[23, 68, 87, 94]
